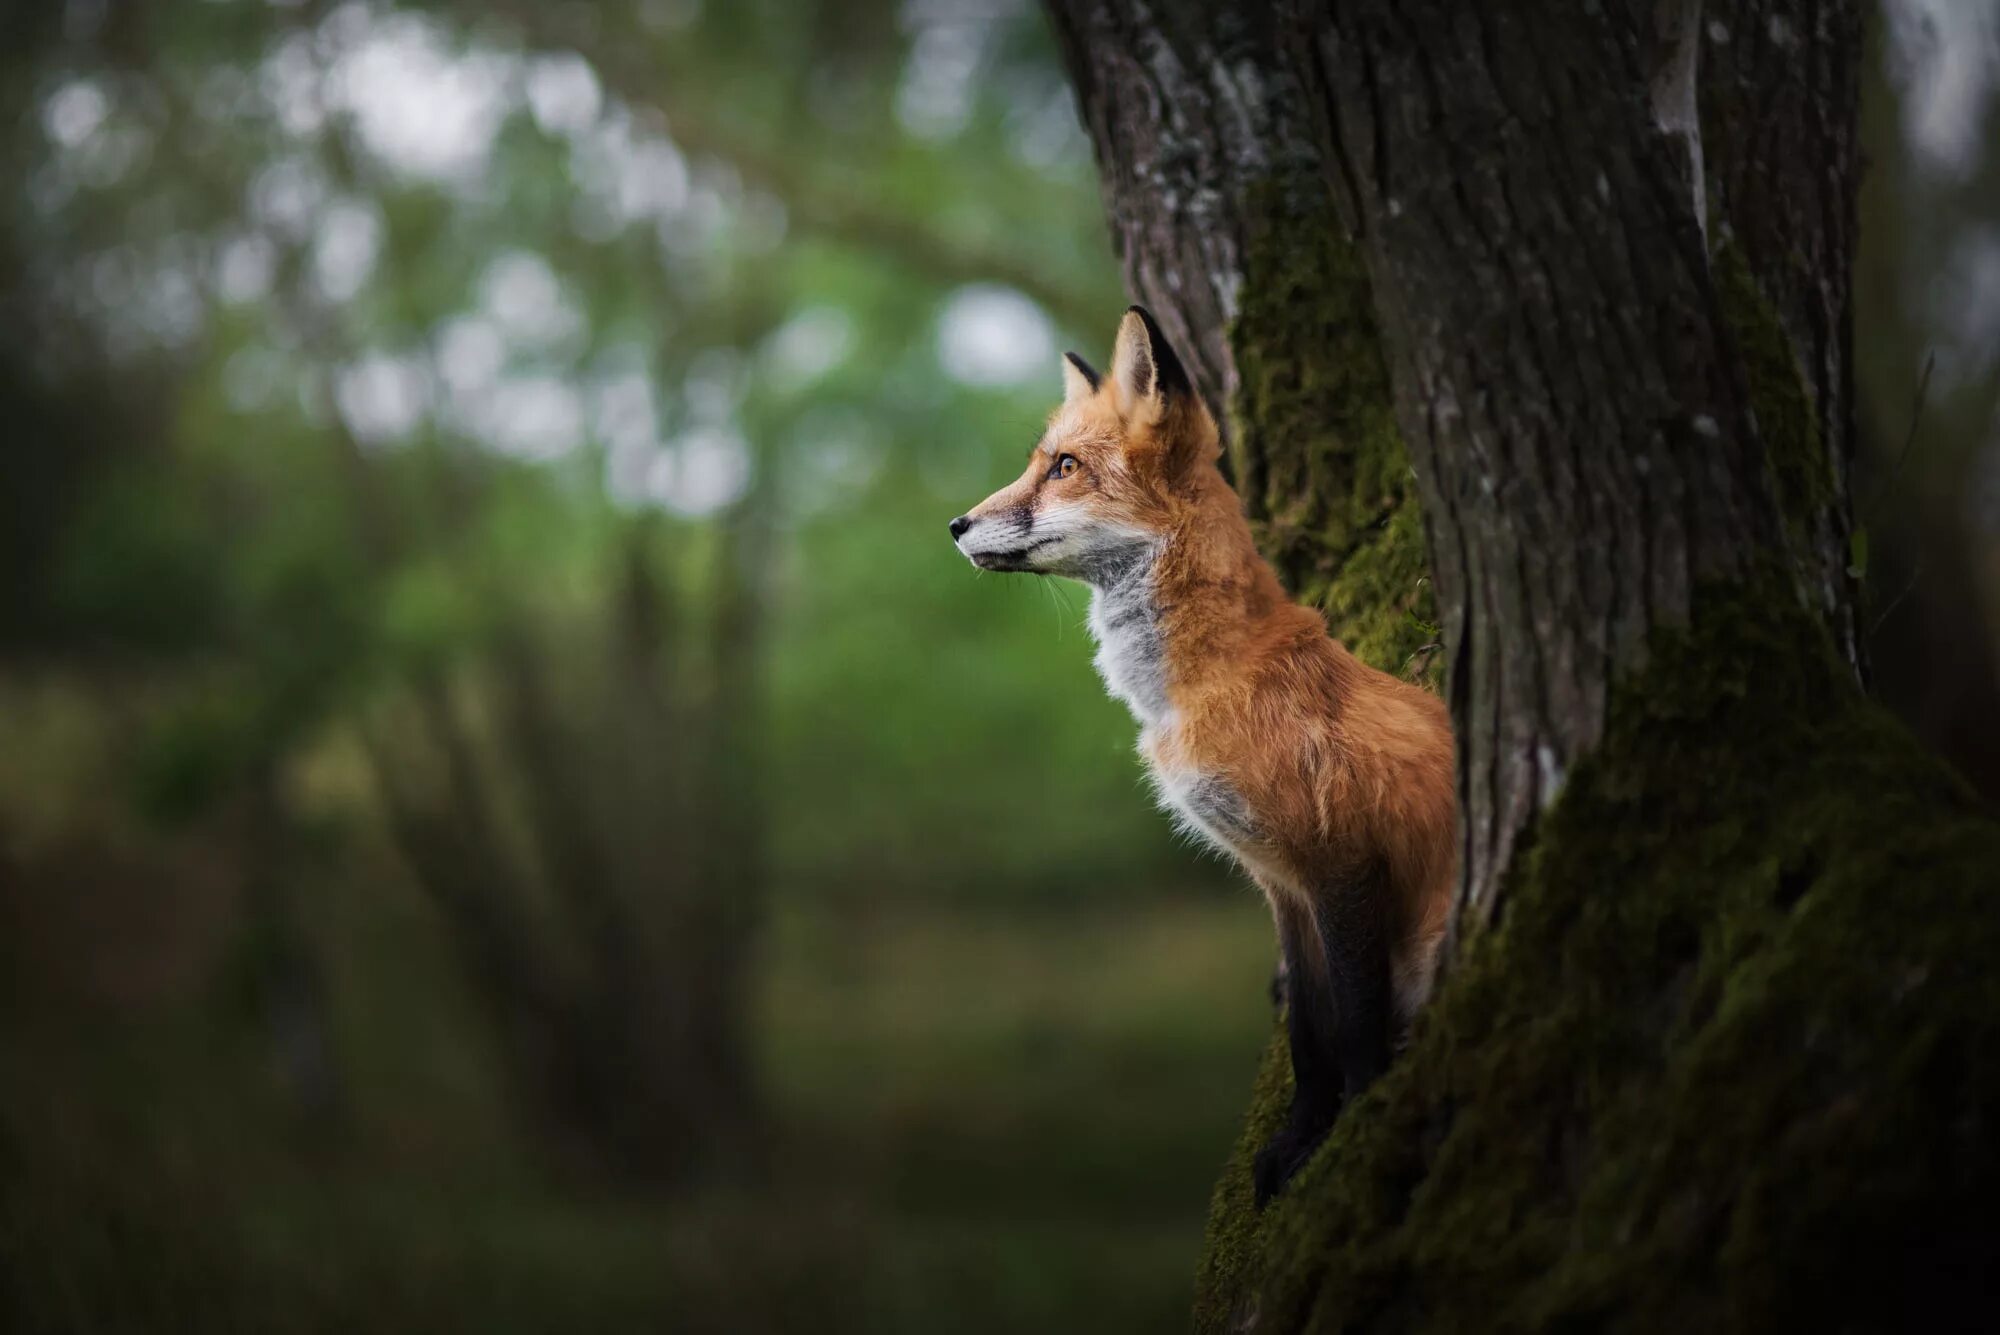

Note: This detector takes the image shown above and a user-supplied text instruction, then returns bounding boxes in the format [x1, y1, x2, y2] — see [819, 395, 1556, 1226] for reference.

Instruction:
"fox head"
[950, 305, 1221, 582]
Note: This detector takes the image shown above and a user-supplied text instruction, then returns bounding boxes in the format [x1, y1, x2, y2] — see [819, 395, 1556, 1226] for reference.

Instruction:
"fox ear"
[1112, 306, 1217, 477]
[1109, 305, 1191, 421]
[1061, 351, 1101, 404]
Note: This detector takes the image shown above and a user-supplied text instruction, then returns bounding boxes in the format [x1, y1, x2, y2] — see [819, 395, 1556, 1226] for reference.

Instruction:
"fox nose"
[949, 515, 973, 541]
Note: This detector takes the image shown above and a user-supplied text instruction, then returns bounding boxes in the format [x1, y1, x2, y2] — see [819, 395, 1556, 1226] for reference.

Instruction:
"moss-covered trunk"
[1045, 2, 2000, 1328]
[1193, 590, 2000, 1333]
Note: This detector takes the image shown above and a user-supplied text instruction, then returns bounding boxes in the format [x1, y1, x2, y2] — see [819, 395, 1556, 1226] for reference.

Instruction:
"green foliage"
[2, 0, 1165, 900]
[1195, 585, 2000, 1332]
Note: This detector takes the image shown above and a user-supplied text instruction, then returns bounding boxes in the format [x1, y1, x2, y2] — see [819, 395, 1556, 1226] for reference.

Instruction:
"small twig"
[1863, 349, 1935, 517]
[1402, 640, 1444, 681]
[1867, 557, 1925, 640]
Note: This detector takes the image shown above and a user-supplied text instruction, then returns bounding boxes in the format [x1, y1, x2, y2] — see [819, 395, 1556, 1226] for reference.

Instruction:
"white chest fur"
[1085, 556, 1259, 860]
[1151, 763, 1260, 860]
[1086, 556, 1169, 727]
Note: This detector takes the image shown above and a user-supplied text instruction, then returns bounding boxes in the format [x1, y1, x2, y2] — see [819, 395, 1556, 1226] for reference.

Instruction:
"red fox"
[950, 307, 1456, 1204]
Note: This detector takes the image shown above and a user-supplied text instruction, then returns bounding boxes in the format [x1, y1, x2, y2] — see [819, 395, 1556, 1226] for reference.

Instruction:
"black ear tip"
[1126, 304, 1167, 346]
[1064, 350, 1102, 390]
[1123, 304, 1189, 395]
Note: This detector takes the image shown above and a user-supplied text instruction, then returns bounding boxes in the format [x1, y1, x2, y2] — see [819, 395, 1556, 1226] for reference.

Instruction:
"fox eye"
[1051, 454, 1080, 480]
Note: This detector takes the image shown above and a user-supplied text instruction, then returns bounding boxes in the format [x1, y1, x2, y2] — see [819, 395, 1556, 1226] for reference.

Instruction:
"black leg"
[1254, 901, 1344, 1207]
[1317, 865, 1392, 1102]
[1253, 868, 1393, 1208]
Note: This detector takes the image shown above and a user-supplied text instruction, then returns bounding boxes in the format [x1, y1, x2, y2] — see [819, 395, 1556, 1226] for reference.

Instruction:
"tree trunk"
[367, 549, 769, 1192]
[1045, 3, 2000, 1329]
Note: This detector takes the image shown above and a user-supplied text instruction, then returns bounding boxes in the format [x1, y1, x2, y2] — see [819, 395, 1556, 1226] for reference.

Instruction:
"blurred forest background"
[0, 1, 1994, 1332]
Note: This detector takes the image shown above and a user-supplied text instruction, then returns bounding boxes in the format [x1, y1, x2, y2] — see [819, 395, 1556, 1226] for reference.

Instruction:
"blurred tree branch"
[459, 0, 1101, 332]
[658, 99, 1101, 333]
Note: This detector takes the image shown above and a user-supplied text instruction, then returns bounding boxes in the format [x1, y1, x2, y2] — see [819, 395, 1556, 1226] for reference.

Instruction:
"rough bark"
[1302, 1, 1794, 926]
[1044, 1, 2000, 1328]
[1698, 0, 1866, 669]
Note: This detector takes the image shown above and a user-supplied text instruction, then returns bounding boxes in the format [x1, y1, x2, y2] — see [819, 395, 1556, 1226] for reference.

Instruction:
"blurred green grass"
[3, 896, 1273, 1335]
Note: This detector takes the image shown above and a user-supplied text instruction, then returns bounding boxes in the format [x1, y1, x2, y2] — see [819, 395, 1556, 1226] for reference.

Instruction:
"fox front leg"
[1255, 901, 1344, 1206]
[1253, 871, 1393, 1208]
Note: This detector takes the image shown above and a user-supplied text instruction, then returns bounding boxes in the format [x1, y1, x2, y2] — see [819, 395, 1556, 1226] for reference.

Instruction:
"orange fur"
[956, 312, 1457, 1030]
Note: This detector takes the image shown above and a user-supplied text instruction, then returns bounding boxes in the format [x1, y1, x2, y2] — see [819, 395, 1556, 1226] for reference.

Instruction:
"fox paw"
[1252, 1120, 1330, 1209]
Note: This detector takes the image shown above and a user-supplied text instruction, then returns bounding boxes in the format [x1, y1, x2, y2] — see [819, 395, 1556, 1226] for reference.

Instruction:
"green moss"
[1712, 243, 1834, 570]
[1195, 587, 2000, 1332]
[1191, 1028, 1292, 1334]
[1228, 191, 1437, 684]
